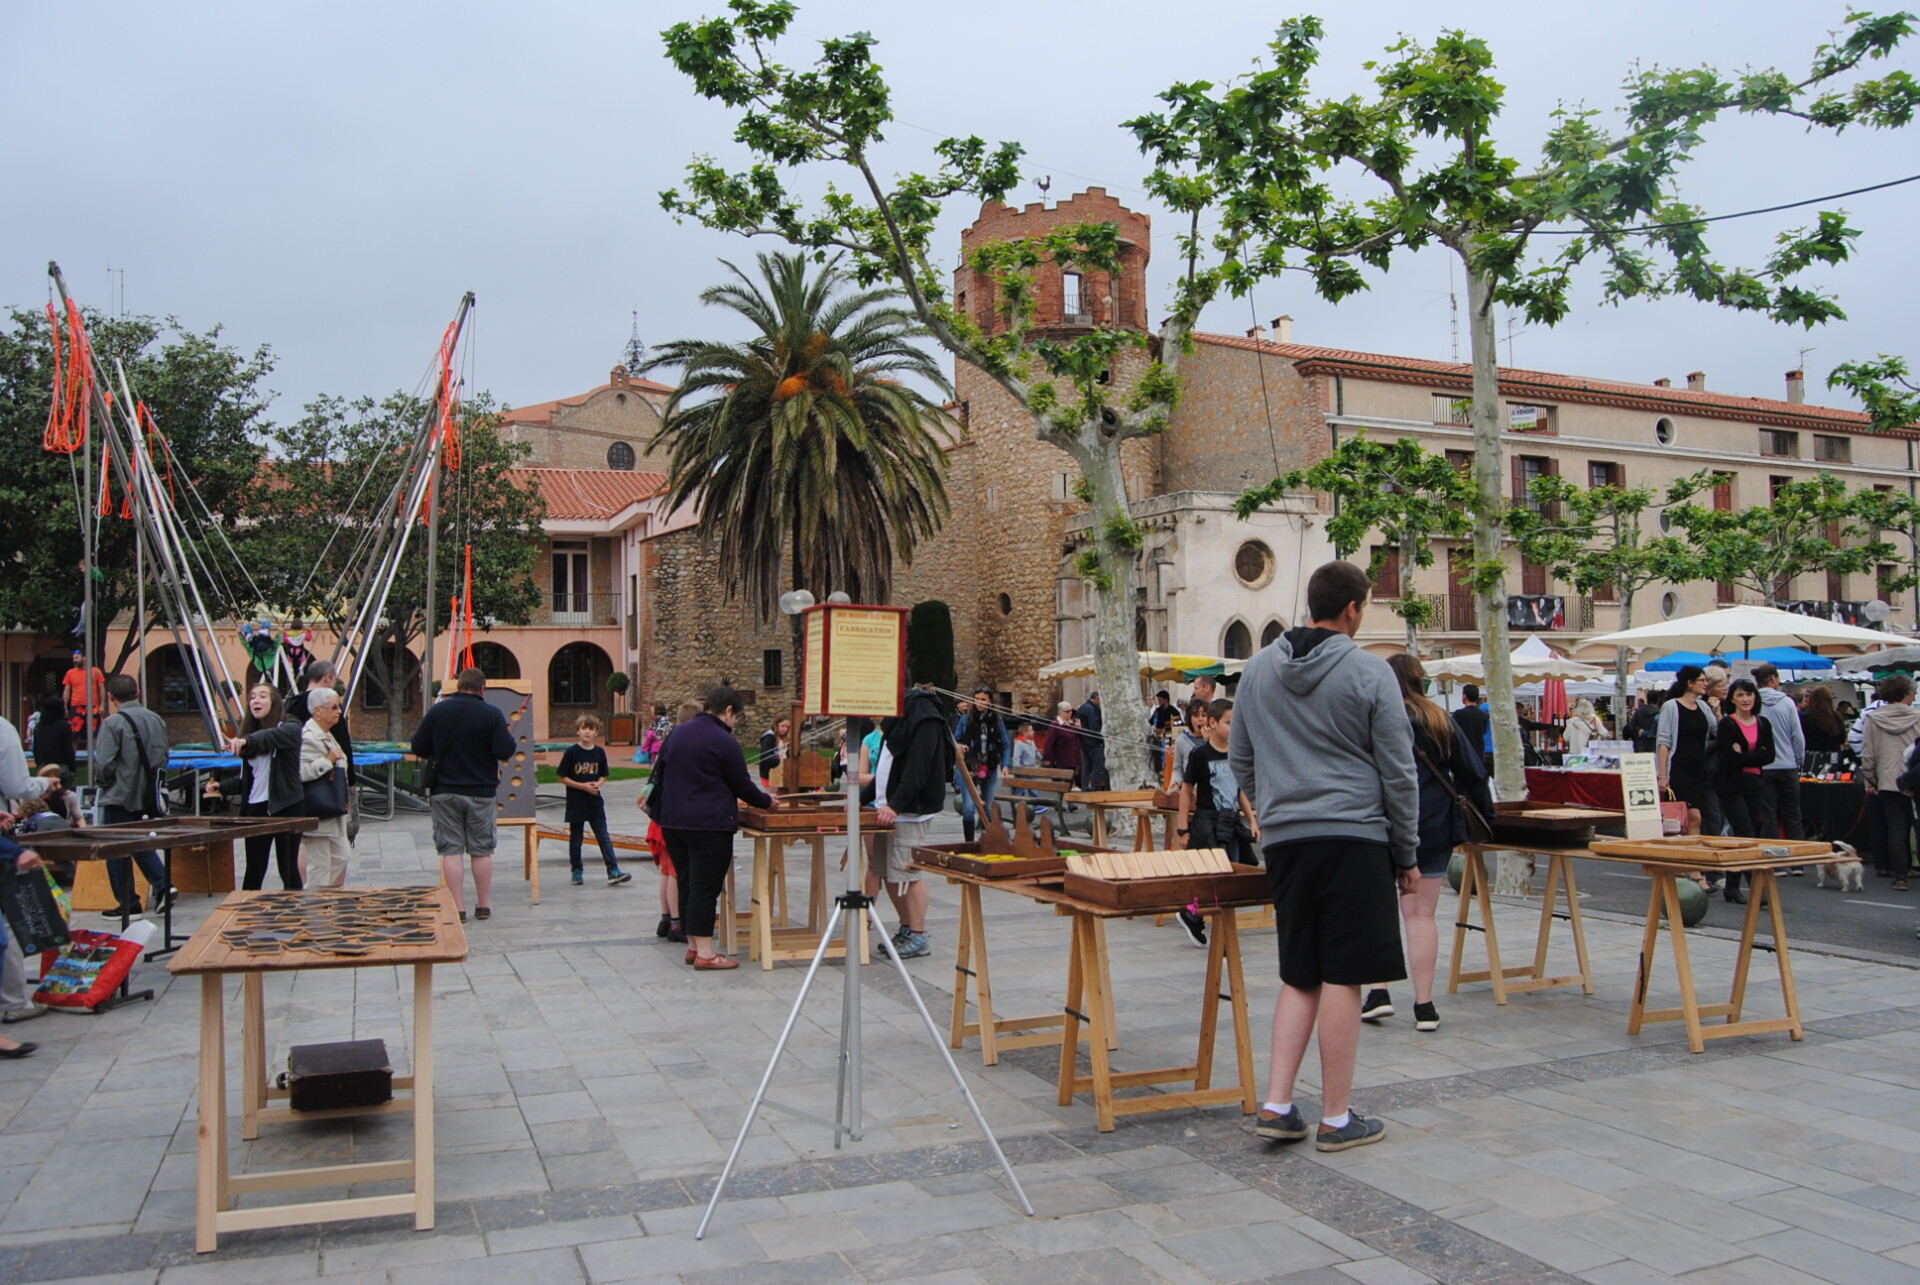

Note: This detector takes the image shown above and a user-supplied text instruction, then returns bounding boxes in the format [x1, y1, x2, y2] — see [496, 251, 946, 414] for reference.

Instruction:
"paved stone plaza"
[11, 792, 1920, 1284]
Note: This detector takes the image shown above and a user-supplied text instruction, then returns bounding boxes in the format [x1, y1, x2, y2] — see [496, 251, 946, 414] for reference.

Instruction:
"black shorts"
[1263, 838, 1407, 989]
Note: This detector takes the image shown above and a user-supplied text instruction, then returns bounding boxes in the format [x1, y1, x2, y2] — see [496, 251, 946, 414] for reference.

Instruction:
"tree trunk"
[1073, 435, 1152, 809]
[1400, 530, 1420, 657]
[1465, 264, 1530, 896]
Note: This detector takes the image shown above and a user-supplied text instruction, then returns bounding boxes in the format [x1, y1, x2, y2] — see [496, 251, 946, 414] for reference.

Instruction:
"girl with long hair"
[1361, 653, 1494, 1033]
[212, 682, 305, 889]
[1715, 678, 1778, 903]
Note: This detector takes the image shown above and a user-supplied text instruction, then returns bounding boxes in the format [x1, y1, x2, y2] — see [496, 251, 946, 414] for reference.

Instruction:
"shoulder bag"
[1414, 741, 1494, 845]
[303, 764, 349, 819]
[118, 714, 170, 819]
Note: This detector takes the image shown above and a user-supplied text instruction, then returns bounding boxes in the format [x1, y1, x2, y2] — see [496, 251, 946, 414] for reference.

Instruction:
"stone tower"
[888, 187, 1157, 711]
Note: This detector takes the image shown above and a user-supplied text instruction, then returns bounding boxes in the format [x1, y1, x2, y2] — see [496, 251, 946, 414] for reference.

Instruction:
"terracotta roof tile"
[510, 467, 668, 520]
[501, 378, 672, 426]
[1194, 332, 1913, 435]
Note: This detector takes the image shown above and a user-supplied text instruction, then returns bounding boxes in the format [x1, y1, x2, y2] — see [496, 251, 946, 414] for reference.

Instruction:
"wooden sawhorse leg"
[1448, 848, 1510, 1003]
[948, 880, 1066, 1066]
[1632, 867, 1805, 1053]
[196, 974, 229, 1253]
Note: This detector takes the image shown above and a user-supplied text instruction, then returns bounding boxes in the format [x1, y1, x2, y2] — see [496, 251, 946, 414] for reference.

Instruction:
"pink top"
[1736, 719, 1761, 773]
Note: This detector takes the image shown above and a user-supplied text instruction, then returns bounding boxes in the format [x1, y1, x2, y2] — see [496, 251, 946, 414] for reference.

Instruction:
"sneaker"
[667, 922, 687, 943]
[149, 886, 175, 916]
[1316, 1111, 1386, 1152]
[571, 870, 585, 887]
[458, 911, 467, 924]
[656, 914, 673, 939]
[474, 907, 491, 921]
[1413, 1001, 1439, 1032]
[1254, 1107, 1308, 1141]
[1361, 990, 1394, 1023]
[1, 1004, 48, 1025]
[607, 868, 633, 886]
[876, 925, 909, 958]
[894, 930, 931, 959]
[1177, 907, 1208, 949]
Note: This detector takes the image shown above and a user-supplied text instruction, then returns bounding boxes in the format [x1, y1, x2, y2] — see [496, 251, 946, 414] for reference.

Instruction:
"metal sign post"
[696, 605, 1030, 1238]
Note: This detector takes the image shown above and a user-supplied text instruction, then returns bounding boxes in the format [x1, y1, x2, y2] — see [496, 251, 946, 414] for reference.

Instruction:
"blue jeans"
[101, 804, 168, 911]
[569, 810, 618, 872]
[956, 767, 1000, 823]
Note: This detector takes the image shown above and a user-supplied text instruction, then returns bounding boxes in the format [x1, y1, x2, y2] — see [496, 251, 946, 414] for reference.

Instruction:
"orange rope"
[42, 300, 97, 454]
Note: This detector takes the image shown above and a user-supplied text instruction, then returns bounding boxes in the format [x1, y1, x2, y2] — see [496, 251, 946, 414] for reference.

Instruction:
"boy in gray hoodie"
[1230, 561, 1418, 1152]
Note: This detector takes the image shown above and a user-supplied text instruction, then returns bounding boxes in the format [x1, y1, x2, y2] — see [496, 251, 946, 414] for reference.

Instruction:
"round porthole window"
[1661, 590, 1682, 618]
[607, 441, 636, 470]
[1233, 540, 1275, 589]
[1655, 417, 1675, 445]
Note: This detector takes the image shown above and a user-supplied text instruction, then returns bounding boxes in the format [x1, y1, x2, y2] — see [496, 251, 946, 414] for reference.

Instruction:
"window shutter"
[1511, 454, 1525, 504]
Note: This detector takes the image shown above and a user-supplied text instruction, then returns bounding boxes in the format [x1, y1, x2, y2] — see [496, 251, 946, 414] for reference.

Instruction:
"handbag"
[303, 765, 349, 819]
[1415, 741, 1494, 845]
[1660, 791, 1689, 835]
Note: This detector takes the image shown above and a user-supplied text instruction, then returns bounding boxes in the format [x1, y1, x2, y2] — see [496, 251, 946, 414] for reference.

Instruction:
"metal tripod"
[696, 724, 1033, 1238]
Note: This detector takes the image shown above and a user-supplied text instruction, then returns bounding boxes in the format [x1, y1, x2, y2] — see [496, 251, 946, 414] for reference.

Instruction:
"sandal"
[693, 954, 739, 971]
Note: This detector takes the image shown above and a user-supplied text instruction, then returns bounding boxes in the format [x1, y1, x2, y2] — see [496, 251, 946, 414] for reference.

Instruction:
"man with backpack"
[94, 675, 172, 917]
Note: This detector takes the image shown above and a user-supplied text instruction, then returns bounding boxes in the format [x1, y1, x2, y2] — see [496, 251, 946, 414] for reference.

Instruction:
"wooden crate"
[1589, 837, 1833, 866]
[913, 840, 1120, 881]
[1492, 802, 1621, 846]
[1064, 864, 1269, 912]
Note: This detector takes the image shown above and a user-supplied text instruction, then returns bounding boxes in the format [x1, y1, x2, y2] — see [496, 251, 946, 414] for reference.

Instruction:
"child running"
[559, 715, 632, 888]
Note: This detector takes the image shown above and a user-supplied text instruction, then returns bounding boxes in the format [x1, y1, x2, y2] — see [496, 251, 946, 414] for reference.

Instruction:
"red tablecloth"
[1525, 768, 1624, 810]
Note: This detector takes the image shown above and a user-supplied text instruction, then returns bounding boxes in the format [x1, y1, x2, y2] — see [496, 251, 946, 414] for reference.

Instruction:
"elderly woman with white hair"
[1563, 698, 1606, 756]
[299, 687, 353, 886]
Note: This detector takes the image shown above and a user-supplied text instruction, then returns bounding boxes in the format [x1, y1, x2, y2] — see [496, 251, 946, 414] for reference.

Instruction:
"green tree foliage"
[0, 307, 272, 671]
[1509, 473, 1707, 714]
[245, 392, 544, 737]
[1125, 10, 1915, 804]
[644, 251, 951, 618]
[1830, 355, 1920, 433]
[906, 600, 956, 706]
[658, 1, 1180, 788]
[1236, 434, 1473, 654]
[1843, 484, 1920, 626]
[1666, 472, 1890, 609]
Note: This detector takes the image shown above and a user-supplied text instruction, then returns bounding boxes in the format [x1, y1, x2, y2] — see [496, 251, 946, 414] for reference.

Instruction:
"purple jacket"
[652, 712, 772, 831]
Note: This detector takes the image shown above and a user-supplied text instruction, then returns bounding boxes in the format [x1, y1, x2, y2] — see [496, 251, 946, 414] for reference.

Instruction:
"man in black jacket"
[410, 668, 515, 922]
[1075, 692, 1106, 790]
[1451, 684, 1491, 770]
[869, 683, 955, 959]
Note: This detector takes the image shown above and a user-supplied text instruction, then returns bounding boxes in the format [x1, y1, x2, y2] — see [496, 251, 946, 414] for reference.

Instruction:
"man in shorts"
[868, 681, 955, 960]
[1230, 561, 1418, 1152]
[409, 667, 515, 923]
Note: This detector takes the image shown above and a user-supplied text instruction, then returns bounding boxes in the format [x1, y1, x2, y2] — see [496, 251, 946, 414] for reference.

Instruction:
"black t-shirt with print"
[558, 744, 609, 819]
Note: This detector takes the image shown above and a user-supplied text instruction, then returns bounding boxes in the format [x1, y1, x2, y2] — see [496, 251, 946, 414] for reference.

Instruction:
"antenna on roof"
[1797, 344, 1817, 370]
[622, 310, 646, 373]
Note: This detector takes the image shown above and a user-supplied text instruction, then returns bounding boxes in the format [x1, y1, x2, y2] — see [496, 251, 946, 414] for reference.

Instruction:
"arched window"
[550, 642, 611, 707]
[468, 642, 521, 681]
[145, 644, 196, 713]
[1222, 620, 1254, 661]
[607, 441, 636, 470]
[1260, 619, 1284, 648]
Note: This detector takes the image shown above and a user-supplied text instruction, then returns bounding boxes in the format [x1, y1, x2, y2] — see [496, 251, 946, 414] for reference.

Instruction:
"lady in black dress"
[1655, 666, 1722, 840]
[1715, 678, 1777, 903]
[1799, 687, 1847, 756]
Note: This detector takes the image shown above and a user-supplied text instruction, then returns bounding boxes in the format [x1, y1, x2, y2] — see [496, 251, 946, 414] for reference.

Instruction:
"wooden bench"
[994, 765, 1085, 837]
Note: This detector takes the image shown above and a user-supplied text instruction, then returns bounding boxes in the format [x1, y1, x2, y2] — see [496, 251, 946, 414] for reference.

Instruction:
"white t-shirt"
[873, 744, 936, 825]
[247, 753, 272, 805]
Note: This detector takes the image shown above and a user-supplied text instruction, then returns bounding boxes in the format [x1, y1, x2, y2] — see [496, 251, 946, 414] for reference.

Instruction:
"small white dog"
[1816, 840, 1865, 893]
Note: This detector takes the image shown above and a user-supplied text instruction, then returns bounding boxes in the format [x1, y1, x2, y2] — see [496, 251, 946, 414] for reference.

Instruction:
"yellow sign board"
[801, 604, 907, 719]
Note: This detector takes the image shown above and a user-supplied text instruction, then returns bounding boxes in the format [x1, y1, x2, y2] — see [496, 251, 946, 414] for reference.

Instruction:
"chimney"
[1686, 371, 1706, 392]
[1271, 315, 1294, 344]
[1786, 369, 1806, 404]
[1653, 377, 1672, 388]
[1245, 323, 1268, 342]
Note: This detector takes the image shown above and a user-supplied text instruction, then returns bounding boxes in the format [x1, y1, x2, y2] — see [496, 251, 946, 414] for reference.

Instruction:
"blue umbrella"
[1745, 646, 1833, 670]
[1642, 650, 1716, 672]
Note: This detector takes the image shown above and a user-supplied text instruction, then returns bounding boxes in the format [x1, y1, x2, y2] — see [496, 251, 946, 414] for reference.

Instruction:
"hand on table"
[875, 805, 897, 826]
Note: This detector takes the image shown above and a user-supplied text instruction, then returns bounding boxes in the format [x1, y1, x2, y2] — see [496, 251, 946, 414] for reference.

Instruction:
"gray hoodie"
[1860, 700, 1920, 791]
[1229, 627, 1419, 869]
[1757, 686, 1805, 771]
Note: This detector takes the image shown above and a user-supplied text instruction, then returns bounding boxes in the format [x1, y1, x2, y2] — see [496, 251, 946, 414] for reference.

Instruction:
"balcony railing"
[543, 591, 622, 627]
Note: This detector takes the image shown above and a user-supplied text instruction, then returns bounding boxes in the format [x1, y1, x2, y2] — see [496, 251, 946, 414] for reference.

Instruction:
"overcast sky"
[4, 1, 1914, 425]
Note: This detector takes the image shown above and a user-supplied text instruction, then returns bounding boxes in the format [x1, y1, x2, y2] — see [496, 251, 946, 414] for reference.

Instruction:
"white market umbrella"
[1039, 651, 1247, 682]
[1427, 635, 1603, 684]
[1585, 604, 1899, 658]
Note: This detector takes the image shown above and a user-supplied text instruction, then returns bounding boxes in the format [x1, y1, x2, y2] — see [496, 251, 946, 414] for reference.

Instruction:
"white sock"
[1263, 1101, 1292, 1116]
[1322, 1110, 1351, 1130]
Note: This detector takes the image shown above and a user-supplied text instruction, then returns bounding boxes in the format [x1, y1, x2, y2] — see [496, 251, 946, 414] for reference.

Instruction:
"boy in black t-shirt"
[1177, 699, 1259, 864]
[559, 715, 633, 887]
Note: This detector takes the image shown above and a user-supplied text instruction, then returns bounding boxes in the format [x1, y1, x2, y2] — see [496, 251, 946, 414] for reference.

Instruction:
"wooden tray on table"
[737, 802, 884, 831]
[914, 839, 1117, 881]
[1062, 849, 1270, 911]
[1491, 802, 1622, 846]
[1589, 836, 1834, 866]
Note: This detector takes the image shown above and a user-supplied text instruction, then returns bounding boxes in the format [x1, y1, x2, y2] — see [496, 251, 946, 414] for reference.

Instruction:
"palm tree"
[645, 251, 953, 621]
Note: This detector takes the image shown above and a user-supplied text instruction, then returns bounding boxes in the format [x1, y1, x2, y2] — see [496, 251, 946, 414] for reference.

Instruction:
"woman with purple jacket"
[649, 684, 774, 971]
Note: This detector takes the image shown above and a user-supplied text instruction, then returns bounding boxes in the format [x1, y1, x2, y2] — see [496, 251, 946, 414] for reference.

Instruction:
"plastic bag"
[34, 922, 154, 1010]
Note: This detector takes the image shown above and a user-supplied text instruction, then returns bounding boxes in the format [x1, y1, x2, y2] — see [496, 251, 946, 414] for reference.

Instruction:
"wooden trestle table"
[728, 826, 871, 970]
[167, 887, 467, 1252]
[1450, 841, 1805, 1054]
[917, 862, 1262, 1132]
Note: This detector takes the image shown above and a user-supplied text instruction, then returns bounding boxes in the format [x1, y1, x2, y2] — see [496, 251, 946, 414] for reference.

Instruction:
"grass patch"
[536, 764, 651, 785]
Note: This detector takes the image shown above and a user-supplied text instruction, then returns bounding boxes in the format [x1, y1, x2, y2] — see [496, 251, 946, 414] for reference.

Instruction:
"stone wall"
[1160, 341, 1331, 493]
[499, 368, 673, 474]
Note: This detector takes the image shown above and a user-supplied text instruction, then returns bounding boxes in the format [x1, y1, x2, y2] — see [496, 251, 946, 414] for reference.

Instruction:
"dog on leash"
[1816, 840, 1865, 893]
